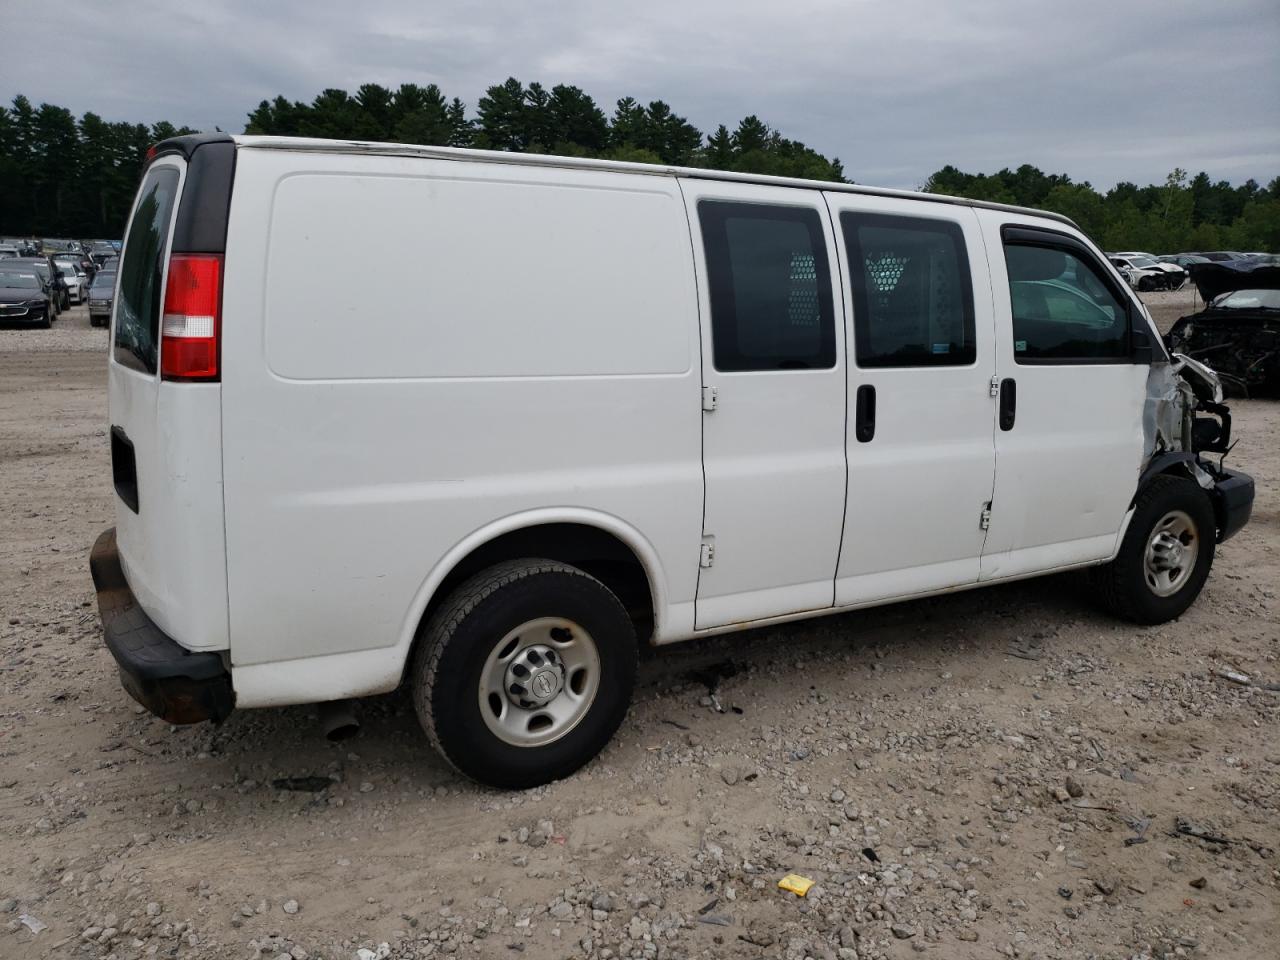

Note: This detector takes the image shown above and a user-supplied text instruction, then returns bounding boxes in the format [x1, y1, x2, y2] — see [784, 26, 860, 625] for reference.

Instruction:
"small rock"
[590, 894, 613, 913]
[1189, 877, 1207, 890]
[891, 924, 916, 940]
[282, 899, 300, 915]
[720, 766, 739, 786]
[1065, 776, 1084, 798]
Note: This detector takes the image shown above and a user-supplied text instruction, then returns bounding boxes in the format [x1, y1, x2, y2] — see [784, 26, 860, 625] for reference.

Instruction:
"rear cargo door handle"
[855, 384, 876, 443]
[999, 378, 1016, 431]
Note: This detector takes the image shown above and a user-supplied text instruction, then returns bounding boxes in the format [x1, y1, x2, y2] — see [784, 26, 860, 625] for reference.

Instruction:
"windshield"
[1212, 289, 1280, 310]
[0, 273, 40, 290]
[1129, 256, 1158, 268]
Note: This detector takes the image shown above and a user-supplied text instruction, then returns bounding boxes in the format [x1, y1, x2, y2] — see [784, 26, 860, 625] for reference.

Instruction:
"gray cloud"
[4, 0, 1277, 189]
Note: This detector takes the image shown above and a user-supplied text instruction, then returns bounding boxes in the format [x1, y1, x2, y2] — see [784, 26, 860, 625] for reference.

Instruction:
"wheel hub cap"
[506, 645, 565, 708]
[1143, 509, 1198, 598]
[478, 617, 602, 748]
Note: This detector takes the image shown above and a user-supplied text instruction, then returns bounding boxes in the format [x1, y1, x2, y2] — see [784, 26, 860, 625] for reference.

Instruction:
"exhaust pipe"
[318, 700, 360, 742]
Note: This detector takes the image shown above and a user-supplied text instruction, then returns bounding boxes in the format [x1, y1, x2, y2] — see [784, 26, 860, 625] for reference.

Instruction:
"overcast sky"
[5, 0, 1278, 190]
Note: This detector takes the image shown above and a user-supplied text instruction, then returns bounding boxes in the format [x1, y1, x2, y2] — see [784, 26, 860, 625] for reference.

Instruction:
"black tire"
[411, 558, 638, 789]
[38, 309, 51, 329]
[1137, 276, 1154, 292]
[1092, 475, 1215, 624]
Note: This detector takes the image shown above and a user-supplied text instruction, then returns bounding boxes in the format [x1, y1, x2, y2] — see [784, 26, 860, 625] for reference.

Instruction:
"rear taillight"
[161, 254, 222, 381]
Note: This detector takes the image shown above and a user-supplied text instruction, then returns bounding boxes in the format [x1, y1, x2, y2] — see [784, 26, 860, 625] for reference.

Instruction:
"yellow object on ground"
[777, 874, 815, 897]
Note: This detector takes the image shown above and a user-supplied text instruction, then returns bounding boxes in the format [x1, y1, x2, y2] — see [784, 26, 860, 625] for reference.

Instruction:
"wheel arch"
[1136, 452, 1199, 496]
[396, 509, 666, 682]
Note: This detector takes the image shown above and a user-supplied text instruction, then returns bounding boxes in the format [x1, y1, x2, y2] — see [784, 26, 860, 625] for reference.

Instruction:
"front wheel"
[1093, 475, 1216, 624]
[411, 559, 637, 789]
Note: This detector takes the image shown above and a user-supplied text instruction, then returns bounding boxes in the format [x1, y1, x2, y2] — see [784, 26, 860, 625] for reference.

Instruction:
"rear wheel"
[411, 559, 637, 788]
[1093, 475, 1215, 624]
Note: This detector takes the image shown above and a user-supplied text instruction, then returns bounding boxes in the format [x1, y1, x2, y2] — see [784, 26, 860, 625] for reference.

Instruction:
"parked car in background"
[1167, 262, 1280, 396]
[1188, 251, 1248, 263]
[1108, 254, 1169, 291]
[56, 262, 89, 304]
[2, 238, 38, 255]
[0, 244, 21, 259]
[90, 241, 117, 265]
[1158, 254, 1211, 269]
[87, 265, 117, 326]
[3, 257, 64, 315]
[54, 251, 96, 283]
[1112, 251, 1186, 290]
[0, 270, 54, 327]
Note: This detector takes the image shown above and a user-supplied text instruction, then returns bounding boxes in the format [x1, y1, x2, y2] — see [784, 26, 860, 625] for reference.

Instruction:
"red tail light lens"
[161, 254, 222, 381]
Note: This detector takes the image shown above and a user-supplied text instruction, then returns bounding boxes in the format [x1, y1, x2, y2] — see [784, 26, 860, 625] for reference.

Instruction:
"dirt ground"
[1, 294, 1276, 960]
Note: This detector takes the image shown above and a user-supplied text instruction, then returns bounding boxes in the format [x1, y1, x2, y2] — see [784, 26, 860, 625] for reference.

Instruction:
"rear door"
[107, 146, 232, 651]
[978, 214, 1150, 578]
[824, 194, 998, 603]
[681, 180, 847, 629]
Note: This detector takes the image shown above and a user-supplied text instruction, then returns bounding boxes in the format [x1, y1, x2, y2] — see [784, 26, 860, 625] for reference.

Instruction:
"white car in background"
[1108, 254, 1174, 291]
[56, 263, 89, 304]
[1113, 251, 1186, 290]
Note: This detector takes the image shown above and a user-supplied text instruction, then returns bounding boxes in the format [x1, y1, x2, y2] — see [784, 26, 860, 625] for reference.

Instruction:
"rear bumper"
[90, 528, 233, 723]
[1210, 468, 1254, 543]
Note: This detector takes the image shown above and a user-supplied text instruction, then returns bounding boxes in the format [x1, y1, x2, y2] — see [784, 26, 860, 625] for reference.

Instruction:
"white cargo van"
[91, 134, 1254, 788]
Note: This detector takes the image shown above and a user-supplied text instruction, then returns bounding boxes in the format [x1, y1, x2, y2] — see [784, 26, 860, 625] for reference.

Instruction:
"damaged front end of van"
[1142, 351, 1253, 543]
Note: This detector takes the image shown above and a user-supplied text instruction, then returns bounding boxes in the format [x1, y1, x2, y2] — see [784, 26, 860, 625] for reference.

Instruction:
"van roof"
[153, 132, 1079, 230]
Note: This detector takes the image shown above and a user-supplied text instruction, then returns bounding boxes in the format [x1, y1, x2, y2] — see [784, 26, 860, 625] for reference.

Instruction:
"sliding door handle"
[855, 384, 876, 443]
[999, 378, 1017, 431]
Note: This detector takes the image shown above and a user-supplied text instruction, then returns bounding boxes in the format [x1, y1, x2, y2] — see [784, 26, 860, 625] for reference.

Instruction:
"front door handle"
[855, 384, 876, 443]
[999, 378, 1017, 431]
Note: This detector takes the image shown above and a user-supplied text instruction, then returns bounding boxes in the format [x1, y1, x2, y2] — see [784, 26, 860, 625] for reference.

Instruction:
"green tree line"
[0, 95, 195, 238]
[243, 79, 844, 180]
[925, 164, 1280, 253]
[1, 79, 1275, 253]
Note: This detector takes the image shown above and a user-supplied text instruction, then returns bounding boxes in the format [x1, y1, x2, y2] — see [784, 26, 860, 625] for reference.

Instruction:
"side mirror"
[1131, 326, 1154, 363]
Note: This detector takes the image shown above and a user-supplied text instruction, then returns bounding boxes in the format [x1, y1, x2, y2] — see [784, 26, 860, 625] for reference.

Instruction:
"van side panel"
[220, 150, 703, 672]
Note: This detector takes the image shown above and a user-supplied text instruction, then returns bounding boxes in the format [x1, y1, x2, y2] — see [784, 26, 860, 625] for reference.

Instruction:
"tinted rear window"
[114, 167, 180, 374]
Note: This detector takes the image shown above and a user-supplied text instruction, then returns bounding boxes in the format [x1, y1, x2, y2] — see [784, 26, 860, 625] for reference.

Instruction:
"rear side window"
[114, 167, 180, 374]
[842, 212, 975, 367]
[698, 201, 835, 372]
[1005, 243, 1129, 362]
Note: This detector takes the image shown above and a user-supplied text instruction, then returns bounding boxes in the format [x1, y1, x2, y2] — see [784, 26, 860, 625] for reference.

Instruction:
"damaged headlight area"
[1141, 354, 1252, 541]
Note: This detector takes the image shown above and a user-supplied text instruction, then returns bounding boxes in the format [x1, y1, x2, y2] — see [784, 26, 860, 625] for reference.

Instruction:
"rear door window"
[114, 166, 180, 374]
[842, 212, 975, 367]
[698, 201, 836, 372]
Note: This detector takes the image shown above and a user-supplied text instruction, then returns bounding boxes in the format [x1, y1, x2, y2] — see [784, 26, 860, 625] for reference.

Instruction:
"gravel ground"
[1, 297, 1277, 960]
